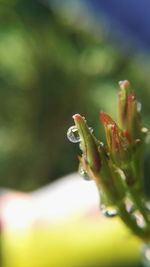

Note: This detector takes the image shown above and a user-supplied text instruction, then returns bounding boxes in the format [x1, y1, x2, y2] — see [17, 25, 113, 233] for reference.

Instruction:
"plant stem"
[130, 188, 150, 227]
[118, 202, 150, 242]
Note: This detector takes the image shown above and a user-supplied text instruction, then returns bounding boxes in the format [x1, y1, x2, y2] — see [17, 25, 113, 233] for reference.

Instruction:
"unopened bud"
[73, 114, 101, 173]
[100, 111, 130, 167]
[127, 93, 142, 140]
[118, 80, 130, 129]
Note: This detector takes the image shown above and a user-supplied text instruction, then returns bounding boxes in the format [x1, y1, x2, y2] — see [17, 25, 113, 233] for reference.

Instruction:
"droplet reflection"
[100, 205, 118, 218]
[78, 165, 91, 181]
[67, 126, 80, 143]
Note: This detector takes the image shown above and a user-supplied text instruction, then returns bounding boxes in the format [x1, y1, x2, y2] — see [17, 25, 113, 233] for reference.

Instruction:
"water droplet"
[125, 198, 145, 228]
[137, 102, 142, 112]
[125, 198, 136, 213]
[67, 126, 80, 143]
[100, 205, 118, 218]
[100, 142, 104, 147]
[133, 210, 145, 228]
[88, 127, 93, 133]
[79, 165, 91, 180]
[141, 127, 148, 134]
[141, 244, 150, 267]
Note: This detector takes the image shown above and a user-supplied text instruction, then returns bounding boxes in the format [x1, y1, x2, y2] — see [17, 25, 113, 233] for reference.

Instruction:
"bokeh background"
[1, 0, 150, 266]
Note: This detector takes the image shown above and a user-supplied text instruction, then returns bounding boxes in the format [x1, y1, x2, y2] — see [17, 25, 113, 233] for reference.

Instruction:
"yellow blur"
[2, 215, 141, 267]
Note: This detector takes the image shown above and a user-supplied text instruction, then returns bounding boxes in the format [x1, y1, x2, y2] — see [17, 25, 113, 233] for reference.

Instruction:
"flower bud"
[118, 80, 130, 129]
[100, 111, 130, 167]
[118, 81, 144, 142]
[72, 114, 101, 173]
[71, 114, 126, 204]
[127, 93, 142, 140]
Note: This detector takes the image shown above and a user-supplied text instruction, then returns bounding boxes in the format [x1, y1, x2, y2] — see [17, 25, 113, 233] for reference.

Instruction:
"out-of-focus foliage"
[0, 0, 150, 193]
[0, 0, 92, 190]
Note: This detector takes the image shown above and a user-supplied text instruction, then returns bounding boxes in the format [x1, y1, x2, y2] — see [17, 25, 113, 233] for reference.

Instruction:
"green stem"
[124, 162, 150, 227]
[118, 202, 150, 242]
[129, 188, 150, 227]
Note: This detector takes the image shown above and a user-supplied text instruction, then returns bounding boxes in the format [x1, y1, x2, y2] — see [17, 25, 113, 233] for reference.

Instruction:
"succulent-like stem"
[67, 80, 150, 243]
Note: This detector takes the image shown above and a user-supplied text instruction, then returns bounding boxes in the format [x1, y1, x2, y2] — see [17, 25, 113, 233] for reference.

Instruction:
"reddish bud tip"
[124, 129, 132, 143]
[128, 93, 136, 102]
[72, 114, 83, 121]
[112, 123, 118, 136]
[100, 111, 115, 126]
[118, 80, 130, 89]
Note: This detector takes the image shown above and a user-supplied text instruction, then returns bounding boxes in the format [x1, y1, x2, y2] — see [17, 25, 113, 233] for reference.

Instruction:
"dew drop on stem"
[100, 204, 118, 218]
[137, 102, 142, 112]
[88, 127, 93, 133]
[78, 165, 91, 181]
[125, 198, 136, 214]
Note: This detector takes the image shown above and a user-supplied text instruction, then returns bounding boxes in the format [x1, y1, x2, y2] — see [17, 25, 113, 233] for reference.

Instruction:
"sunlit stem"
[118, 202, 150, 243]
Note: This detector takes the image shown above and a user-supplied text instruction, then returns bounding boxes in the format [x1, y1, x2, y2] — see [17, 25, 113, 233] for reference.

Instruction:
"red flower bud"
[100, 111, 130, 167]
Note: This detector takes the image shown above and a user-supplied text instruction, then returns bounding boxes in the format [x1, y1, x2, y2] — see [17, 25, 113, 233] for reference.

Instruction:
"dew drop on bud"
[100, 205, 118, 218]
[132, 210, 145, 228]
[125, 198, 136, 214]
[67, 125, 93, 143]
[67, 126, 80, 143]
[141, 127, 148, 134]
[79, 165, 91, 180]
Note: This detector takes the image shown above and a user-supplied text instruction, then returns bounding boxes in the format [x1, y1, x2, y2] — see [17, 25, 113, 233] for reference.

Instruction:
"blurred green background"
[0, 0, 150, 196]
